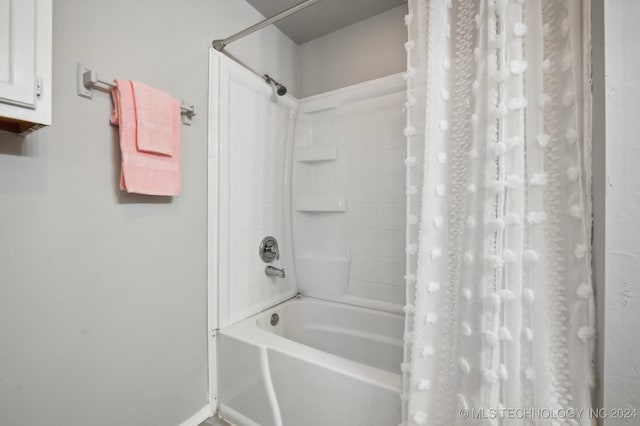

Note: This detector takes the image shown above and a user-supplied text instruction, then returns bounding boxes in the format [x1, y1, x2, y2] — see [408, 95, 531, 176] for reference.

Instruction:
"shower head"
[275, 83, 287, 96]
[264, 74, 287, 96]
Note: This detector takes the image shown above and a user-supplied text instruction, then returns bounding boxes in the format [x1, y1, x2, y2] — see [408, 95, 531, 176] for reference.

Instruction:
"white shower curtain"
[402, 1, 595, 425]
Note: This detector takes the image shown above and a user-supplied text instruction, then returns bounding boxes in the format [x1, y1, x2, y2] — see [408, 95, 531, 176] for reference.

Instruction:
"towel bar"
[76, 62, 196, 125]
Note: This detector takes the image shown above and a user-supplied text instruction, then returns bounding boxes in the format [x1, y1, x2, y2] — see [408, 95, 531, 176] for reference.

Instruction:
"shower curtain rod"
[216, 49, 269, 82]
[211, 0, 322, 96]
[212, 0, 322, 52]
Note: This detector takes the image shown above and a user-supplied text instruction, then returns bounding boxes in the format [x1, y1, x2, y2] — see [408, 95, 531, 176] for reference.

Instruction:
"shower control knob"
[259, 236, 280, 263]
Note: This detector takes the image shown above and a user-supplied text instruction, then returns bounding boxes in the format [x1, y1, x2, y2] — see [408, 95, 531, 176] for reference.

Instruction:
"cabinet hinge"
[36, 77, 43, 98]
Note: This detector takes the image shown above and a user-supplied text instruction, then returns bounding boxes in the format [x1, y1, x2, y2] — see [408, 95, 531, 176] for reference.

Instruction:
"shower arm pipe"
[212, 0, 322, 51]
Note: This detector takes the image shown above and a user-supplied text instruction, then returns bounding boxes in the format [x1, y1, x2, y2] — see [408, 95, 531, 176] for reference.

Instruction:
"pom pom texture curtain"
[402, 0, 595, 424]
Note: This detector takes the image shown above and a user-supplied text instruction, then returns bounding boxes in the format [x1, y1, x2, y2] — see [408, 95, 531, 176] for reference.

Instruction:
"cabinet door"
[0, 0, 36, 109]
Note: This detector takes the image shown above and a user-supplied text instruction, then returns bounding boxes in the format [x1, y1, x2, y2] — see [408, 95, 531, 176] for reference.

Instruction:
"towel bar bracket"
[76, 62, 196, 125]
[76, 63, 96, 99]
[180, 101, 195, 126]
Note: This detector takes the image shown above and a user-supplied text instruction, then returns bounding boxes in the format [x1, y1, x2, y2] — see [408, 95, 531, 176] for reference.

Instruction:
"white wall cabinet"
[0, 0, 51, 133]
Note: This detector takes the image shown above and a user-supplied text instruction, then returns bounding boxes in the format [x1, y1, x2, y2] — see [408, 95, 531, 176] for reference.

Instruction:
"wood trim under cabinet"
[0, 117, 44, 135]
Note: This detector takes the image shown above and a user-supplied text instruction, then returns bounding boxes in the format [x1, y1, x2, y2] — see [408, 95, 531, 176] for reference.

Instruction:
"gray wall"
[0, 1, 296, 426]
[297, 5, 407, 98]
[599, 0, 640, 421]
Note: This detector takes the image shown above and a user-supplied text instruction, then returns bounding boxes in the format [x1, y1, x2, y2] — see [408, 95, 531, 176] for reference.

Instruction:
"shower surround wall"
[212, 49, 408, 320]
[291, 75, 407, 312]
[212, 53, 298, 328]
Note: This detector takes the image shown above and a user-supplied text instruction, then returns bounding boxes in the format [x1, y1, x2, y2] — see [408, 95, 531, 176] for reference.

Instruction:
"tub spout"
[265, 265, 286, 278]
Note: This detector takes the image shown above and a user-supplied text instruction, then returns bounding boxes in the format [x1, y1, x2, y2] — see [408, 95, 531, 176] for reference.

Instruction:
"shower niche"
[292, 75, 407, 313]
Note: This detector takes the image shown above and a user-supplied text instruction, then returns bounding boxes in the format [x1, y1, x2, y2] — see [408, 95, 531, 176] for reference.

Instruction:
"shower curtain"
[402, 1, 595, 425]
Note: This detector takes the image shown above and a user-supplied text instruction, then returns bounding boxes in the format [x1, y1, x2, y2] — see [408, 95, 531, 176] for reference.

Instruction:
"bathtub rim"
[218, 295, 403, 393]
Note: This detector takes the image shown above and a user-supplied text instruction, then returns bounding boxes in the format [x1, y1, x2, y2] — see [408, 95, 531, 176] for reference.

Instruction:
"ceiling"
[245, 0, 406, 44]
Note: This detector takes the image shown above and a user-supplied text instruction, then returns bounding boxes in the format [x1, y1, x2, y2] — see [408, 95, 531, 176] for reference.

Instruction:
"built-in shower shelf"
[295, 147, 337, 163]
[295, 196, 347, 212]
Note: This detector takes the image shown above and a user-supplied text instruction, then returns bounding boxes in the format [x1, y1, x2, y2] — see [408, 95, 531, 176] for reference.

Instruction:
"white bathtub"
[217, 297, 404, 426]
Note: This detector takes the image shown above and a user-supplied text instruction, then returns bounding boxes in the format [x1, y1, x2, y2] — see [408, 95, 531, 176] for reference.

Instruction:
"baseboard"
[179, 405, 213, 426]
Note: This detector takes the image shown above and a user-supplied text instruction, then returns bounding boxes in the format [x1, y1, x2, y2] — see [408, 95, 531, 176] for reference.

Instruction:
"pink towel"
[110, 79, 180, 196]
[131, 81, 179, 156]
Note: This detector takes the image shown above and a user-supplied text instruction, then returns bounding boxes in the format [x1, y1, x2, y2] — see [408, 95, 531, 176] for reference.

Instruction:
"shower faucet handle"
[259, 236, 280, 263]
